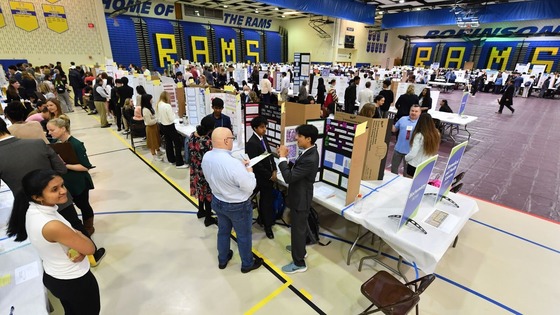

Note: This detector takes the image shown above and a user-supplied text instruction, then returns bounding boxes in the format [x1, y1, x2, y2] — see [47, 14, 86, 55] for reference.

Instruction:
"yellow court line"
[244, 282, 291, 315]
[88, 112, 199, 205]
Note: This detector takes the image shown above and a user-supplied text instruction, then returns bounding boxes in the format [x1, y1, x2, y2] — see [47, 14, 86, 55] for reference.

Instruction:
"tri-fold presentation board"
[334, 113, 391, 180]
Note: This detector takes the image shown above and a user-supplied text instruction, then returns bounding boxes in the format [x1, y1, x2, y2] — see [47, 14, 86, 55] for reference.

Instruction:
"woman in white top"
[260, 73, 272, 105]
[7, 169, 100, 315]
[141, 94, 163, 161]
[405, 113, 440, 177]
[157, 91, 187, 168]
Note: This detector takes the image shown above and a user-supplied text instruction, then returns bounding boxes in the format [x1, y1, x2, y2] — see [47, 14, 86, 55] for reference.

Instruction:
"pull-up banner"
[9, 1, 39, 32]
[42, 4, 68, 33]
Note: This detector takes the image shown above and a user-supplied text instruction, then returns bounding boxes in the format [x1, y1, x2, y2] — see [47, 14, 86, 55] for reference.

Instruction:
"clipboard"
[49, 142, 79, 164]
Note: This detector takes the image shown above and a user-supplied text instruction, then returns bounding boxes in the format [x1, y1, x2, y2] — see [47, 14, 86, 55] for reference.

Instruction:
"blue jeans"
[212, 197, 254, 269]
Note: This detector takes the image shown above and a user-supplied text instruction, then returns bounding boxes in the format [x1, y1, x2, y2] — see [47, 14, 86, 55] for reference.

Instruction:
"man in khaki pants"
[92, 76, 111, 128]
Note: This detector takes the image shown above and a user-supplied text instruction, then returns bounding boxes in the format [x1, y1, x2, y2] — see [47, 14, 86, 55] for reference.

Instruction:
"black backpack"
[305, 207, 331, 246]
[56, 83, 66, 94]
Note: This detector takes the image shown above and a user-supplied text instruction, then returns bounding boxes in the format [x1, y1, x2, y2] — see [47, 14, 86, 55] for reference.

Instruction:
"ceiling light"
[223, 5, 228, 8]
[416, 8, 421, 11]
[255, 9, 259, 13]
[283, 11, 299, 15]
[275, 7, 279, 11]
[281, 15, 285, 18]
[399, 0, 404, 3]
[378, 11, 384, 15]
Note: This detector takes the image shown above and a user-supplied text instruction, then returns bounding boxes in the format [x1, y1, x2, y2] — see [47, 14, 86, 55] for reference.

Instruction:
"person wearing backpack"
[245, 116, 278, 239]
[277, 124, 319, 274]
[54, 71, 73, 113]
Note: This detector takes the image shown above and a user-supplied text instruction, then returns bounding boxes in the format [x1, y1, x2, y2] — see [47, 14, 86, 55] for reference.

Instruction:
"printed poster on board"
[436, 141, 468, 204]
[398, 155, 438, 231]
[42, 4, 68, 33]
[9, 1, 39, 32]
[0, 7, 6, 28]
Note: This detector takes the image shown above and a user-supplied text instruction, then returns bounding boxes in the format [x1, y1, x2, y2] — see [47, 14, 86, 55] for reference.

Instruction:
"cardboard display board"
[185, 87, 208, 125]
[281, 102, 321, 142]
[334, 113, 390, 180]
[176, 88, 186, 118]
[322, 119, 369, 205]
[259, 103, 282, 152]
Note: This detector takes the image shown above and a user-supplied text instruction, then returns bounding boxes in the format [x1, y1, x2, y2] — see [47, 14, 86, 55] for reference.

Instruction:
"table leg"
[358, 237, 409, 282]
[347, 225, 372, 265]
[464, 125, 471, 142]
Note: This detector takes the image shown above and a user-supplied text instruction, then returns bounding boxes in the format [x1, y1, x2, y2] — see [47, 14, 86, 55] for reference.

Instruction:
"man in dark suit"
[117, 76, 134, 133]
[278, 124, 319, 274]
[0, 119, 106, 265]
[497, 80, 515, 114]
[245, 116, 278, 239]
[344, 76, 360, 114]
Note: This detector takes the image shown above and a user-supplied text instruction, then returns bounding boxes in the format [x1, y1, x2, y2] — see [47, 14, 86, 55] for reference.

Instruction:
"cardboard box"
[334, 112, 390, 180]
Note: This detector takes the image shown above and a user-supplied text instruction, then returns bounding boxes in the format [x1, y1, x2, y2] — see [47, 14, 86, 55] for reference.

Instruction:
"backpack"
[56, 83, 66, 94]
[306, 207, 331, 246]
[271, 188, 286, 222]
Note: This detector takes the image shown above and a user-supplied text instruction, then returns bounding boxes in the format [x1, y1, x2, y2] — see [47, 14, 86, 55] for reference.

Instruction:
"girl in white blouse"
[7, 169, 100, 315]
[405, 113, 441, 177]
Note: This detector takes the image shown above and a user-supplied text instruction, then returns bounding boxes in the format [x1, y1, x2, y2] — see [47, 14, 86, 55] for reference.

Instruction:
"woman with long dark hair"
[141, 94, 163, 160]
[6, 79, 22, 103]
[7, 169, 100, 315]
[188, 116, 216, 226]
[418, 87, 432, 113]
[47, 116, 97, 235]
[405, 113, 440, 177]
[316, 77, 326, 106]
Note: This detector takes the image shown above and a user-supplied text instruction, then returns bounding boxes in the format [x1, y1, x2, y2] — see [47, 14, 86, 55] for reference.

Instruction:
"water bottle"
[354, 193, 363, 214]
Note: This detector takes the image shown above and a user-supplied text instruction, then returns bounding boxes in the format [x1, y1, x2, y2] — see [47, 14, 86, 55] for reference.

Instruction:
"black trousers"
[161, 124, 184, 166]
[72, 189, 94, 222]
[72, 86, 83, 107]
[255, 179, 274, 228]
[114, 105, 123, 130]
[43, 271, 100, 315]
[58, 204, 90, 237]
[498, 102, 514, 113]
[290, 207, 310, 267]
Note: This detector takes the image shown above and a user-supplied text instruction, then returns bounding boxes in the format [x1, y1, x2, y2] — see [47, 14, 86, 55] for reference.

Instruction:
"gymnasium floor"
[2, 91, 559, 314]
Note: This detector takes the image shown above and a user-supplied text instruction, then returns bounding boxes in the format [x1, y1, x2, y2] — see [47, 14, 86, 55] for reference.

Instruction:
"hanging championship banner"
[42, 4, 68, 33]
[46, 0, 61, 3]
[9, 1, 39, 32]
[0, 7, 6, 28]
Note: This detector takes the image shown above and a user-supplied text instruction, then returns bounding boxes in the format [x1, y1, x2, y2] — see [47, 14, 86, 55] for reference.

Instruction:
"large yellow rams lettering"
[191, 36, 210, 63]
[415, 47, 432, 67]
[221, 38, 236, 62]
[154, 33, 177, 67]
[445, 47, 465, 68]
[531, 47, 558, 73]
[486, 47, 512, 71]
[246, 40, 259, 63]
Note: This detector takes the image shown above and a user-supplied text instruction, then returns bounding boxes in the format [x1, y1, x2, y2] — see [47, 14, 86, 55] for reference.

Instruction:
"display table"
[428, 81, 455, 92]
[276, 170, 479, 276]
[0, 190, 49, 315]
[388, 107, 478, 142]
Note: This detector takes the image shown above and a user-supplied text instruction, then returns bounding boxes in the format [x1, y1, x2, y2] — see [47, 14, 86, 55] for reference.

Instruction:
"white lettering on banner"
[102, 0, 174, 18]
[223, 13, 272, 29]
[426, 25, 560, 37]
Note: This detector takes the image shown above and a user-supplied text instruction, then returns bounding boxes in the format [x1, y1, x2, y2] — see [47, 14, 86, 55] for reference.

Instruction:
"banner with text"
[437, 141, 468, 204]
[10, 1, 38, 32]
[399, 155, 438, 231]
[42, 4, 68, 33]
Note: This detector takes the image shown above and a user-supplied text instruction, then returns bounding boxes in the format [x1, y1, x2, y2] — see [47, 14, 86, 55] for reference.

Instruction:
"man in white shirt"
[280, 72, 290, 102]
[202, 127, 262, 273]
[358, 81, 374, 111]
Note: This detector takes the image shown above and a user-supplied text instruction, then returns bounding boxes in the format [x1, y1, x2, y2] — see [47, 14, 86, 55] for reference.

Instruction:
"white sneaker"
[152, 155, 163, 161]
[176, 164, 188, 169]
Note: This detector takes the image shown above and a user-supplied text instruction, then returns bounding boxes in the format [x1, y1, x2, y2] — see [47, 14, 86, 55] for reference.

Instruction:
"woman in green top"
[47, 115, 96, 235]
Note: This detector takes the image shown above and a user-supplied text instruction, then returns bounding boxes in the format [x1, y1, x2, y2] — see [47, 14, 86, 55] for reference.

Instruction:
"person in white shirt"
[157, 91, 187, 168]
[358, 81, 374, 112]
[404, 113, 440, 177]
[280, 72, 290, 102]
[7, 169, 100, 315]
[202, 127, 262, 273]
[260, 73, 273, 104]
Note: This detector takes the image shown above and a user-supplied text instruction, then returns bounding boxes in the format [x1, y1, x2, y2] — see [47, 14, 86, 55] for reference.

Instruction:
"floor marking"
[244, 282, 291, 315]
[469, 218, 560, 254]
[315, 232, 523, 315]
[88, 147, 129, 157]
